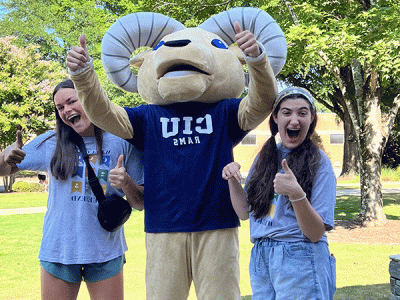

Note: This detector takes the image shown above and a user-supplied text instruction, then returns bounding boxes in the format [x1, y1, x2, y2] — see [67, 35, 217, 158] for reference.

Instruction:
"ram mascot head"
[101, 7, 286, 106]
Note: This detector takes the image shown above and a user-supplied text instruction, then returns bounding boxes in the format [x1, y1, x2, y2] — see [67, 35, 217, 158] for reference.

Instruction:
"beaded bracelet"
[289, 193, 307, 203]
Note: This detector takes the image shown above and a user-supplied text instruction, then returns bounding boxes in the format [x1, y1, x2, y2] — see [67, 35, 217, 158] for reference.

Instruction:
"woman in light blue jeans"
[223, 87, 336, 300]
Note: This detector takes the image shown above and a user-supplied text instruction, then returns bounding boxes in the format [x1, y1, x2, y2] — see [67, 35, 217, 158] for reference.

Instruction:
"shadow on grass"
[335, 193, 400, 222]
[335, 195, 361, 221]
[387, 214, 400, 221]
[241, 283, 392, 300]
[384, 194, 400, 221]
[336, 186, 358, 191]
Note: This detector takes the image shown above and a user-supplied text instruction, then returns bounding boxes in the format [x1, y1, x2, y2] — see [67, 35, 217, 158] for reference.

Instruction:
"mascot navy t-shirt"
[125, 98, 246, 233]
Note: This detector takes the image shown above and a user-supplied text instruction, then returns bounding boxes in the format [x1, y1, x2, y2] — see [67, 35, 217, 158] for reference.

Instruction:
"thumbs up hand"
[109, 154, 129, 189]
[16, 130, 23, 149]
[273, 159, 304, 200]
[4, 130, 26, 166]
[234, 21, 260, 58]
[66, 34, 91, 72]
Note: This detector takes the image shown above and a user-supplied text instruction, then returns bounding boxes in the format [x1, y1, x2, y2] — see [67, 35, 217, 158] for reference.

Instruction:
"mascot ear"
[199, 7, 287, 75]
[101, 12, 185, 93]
[129, 50, 152, 68]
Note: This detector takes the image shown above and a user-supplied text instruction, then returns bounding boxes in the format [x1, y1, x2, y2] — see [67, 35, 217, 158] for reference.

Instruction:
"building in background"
[234, 113, 344, 177]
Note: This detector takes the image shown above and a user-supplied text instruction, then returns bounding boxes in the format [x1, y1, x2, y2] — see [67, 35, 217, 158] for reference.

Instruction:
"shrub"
[381, 167, 400, 182]
[337, 167, 400, 183]
[12, 181, 45, 193]
[15, 171, 38, 178]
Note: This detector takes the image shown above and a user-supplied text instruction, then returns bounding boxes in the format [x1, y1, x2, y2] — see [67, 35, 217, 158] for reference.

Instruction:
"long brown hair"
[39, 79, 103, 180]
[246, 94, 320, 219]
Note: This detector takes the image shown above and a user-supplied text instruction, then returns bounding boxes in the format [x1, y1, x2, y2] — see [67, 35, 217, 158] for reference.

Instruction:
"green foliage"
[12, 181, 45, 193]
[0, 36, 66, 149]
[15, 171, 38, 178]
[0, 0, 114, 63]
[0, 1, 155, 109]
[98, 69, 146, 108]
[262, 0, 400, 94]
[136, 0, 258, 26]
[381, 168, 400, 182]
[337, 167, 400, 184]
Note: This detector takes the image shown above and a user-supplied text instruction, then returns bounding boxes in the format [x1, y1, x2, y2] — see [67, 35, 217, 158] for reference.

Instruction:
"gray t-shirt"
[18, 131, 144, 264]
[246, 143, 336, 243]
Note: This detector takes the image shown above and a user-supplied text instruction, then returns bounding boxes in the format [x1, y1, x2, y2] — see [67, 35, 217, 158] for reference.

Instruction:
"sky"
[0, 5, 7, 19]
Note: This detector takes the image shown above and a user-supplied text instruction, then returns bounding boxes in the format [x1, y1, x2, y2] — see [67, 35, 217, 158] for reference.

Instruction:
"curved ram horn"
[101, 12, 186, 93]
[198, 7, 287, 75]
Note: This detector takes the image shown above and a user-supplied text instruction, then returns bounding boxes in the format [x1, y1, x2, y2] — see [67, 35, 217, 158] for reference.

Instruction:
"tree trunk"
[358, 142, 386, 226]
[356, 70, 386, 226]
[340, 113, 360, 176]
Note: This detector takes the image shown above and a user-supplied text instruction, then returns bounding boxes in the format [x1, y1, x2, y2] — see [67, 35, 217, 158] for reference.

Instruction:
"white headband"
[273, 86, 316, 113]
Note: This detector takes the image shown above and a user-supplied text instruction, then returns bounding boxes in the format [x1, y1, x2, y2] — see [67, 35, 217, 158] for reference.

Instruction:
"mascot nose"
[164, 39, 191, 47]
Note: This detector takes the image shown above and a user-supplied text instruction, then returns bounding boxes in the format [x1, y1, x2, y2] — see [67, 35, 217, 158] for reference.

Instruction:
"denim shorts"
[249, 238, 336, 300]
[40, 255, 125, 284]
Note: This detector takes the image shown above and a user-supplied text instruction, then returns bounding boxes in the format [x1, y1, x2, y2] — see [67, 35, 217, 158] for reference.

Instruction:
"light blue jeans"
[249, 238, 336, 300]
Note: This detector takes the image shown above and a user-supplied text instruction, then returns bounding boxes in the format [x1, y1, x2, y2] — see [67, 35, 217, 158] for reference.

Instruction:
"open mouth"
[68, 114, 81, 125]
[287, 129, 300, 138]
[162, 64, 209, 78]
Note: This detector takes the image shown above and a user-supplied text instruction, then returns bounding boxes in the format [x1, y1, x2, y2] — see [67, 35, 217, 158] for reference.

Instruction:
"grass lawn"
[335, 189, 400, 221]
[0, 192, 48, 209]
[1, 191, 400, 299]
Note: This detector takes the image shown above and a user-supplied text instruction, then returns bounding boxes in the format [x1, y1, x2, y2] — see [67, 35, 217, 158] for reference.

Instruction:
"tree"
[262, 0, 400, 225]
[0, 36, 66, 191]
[2, 0, 398, 224]
[0, 0, 111, 62]
[0, 0, 147, 107]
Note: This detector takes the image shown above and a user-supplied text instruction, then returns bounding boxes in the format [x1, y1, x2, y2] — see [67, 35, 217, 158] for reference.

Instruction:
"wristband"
[289, 193, 307, 202]
[68, 58, 93, 76]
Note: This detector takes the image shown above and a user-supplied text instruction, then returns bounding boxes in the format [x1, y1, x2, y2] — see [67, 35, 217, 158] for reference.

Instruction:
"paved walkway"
[336, 187, 400, 196]
[0, 206, 47, 215]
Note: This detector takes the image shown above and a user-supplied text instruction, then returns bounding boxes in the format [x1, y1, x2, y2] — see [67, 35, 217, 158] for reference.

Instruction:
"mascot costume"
[67, 7, 286, 300]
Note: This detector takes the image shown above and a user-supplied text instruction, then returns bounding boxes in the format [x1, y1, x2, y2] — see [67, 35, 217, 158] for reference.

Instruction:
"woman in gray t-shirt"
[223, 87, 336, 300]
[0, 79, 144, 299]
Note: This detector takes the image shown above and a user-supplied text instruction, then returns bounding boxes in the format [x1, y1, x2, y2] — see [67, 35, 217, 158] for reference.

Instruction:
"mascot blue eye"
[154, 41, 165, 51]
[211, 39, 228, 49]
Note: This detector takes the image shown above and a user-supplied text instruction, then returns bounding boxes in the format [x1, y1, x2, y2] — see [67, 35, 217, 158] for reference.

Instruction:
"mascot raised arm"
[67, 7, 286, 300]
